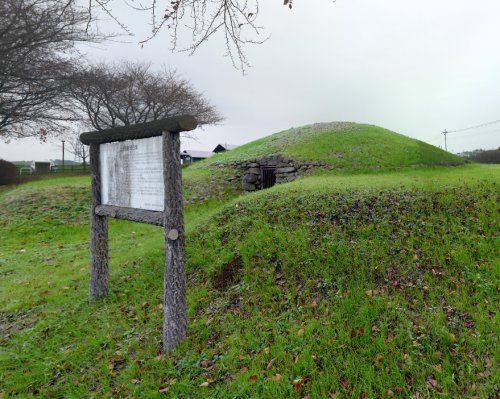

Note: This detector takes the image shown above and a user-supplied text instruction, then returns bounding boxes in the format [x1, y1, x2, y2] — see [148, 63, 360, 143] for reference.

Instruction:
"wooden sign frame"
[80, 115, 197, 351]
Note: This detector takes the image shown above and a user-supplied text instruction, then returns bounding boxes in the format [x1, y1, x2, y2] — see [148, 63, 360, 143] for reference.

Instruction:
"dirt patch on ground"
[0, 309, 38, 343]
[213, 255, 243, 291]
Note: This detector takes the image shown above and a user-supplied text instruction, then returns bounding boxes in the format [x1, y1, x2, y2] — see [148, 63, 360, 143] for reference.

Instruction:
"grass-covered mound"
[198, 122, 465, 171]
[184, 122, 467, 204]
[0, 165, 498, 398]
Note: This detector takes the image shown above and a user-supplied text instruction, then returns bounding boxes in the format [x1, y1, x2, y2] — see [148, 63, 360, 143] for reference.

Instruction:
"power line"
[451, 128, 500, 140]
[448, 119, 500, 134]
[441, 118, 500, 151]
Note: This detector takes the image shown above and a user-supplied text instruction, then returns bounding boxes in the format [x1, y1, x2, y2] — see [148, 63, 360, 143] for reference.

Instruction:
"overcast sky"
[2, 0, 500, 162]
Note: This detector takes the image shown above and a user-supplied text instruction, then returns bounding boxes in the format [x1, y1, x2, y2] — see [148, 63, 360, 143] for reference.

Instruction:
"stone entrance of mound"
[260, 166, 276, 189]
[238, 154, 327, 192]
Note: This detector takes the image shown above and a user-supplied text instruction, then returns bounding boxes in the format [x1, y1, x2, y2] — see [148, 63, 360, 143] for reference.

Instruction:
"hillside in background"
[196, 122, 465, 170]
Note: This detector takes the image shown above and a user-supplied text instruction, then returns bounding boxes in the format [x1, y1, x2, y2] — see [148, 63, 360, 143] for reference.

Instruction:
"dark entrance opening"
[261, 166, 276, 189]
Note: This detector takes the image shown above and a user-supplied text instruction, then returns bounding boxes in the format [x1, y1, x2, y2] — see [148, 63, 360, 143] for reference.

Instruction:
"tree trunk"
[83, 147, 87, 171]
[162, 130, 187, 351]
[89, 143, 109, 300]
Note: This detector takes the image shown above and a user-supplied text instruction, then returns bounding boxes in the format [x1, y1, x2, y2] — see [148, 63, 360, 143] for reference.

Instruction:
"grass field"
[0, 123, 498, 398]
[1, 164, 498, 398]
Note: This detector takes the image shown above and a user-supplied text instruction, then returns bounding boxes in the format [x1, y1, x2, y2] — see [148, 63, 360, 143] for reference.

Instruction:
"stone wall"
[218, 154, 329, 192]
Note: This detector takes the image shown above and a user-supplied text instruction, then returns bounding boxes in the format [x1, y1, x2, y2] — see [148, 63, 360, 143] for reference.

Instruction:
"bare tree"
[91, 0, 297, 72]
[66, 136, 89, 170]
[67, 62, 223, 131]
[0, 0, 101, 140]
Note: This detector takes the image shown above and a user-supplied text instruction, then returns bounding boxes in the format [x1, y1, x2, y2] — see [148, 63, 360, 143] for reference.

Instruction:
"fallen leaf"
[292, 376, 311, 391]
[108, 355, 126, 372]
[340, 377, 349, 388]
[426, 375, 438, 389]
[351, 327, 365, 338]
[266, 358, 276, 369]
[200, 359, 213, 369]
[298, 327, 305, 337]
[292, 377, 304, 391]
[248, 375, 258, 383]
[158, 386, 169, 393]
[272, 374, 283, 382]
[405, 373, 414, 385]
[199, 381, 211, 387]
[477, 371, 489, 379]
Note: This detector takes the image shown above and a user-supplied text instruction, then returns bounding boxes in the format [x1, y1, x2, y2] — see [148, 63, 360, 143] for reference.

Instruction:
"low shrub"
[0, 159, 19, 185]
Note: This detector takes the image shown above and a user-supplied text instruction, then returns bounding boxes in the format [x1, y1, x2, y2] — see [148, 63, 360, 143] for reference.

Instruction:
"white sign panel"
[100, 136, 164, 211]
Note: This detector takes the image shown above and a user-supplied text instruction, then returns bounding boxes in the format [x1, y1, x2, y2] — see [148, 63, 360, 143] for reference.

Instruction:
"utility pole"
[442, 130, 448, 152]
[62, 140, 65, 172]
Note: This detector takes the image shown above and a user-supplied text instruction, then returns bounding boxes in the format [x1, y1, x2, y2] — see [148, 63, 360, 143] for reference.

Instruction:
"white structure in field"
[100, 136, 164, 211]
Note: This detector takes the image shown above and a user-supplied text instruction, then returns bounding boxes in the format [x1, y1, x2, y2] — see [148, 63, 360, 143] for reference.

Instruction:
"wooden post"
[89, 143, 109, 300]
[162, 130, 187, 351]
[81, 116, 196, 346]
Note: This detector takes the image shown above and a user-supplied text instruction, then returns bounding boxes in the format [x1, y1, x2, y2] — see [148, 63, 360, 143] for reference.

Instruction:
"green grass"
[182, 122, 468, 206]
[1, 162, 498, 398]
[197, 123, 465, 170]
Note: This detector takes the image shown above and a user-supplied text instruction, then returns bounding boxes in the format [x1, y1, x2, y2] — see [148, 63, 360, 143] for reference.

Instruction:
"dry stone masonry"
[215, 154, 330, 192]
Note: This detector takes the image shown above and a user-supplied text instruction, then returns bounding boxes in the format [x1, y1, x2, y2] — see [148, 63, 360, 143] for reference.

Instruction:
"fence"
[53, 164, 89, 174]
[15, 164, 89, 175]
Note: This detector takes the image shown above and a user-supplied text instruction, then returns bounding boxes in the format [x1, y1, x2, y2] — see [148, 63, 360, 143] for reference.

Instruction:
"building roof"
[213, 144, 238, 152]
[181, 150, 213, 159]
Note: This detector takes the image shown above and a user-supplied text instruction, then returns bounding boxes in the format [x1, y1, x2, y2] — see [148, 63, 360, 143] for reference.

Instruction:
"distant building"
[30, 161, 52, 174]
[19, 167, 32, 176]
[180, 150, 213, 165]
[213, 144, 238, 153]
[180, 143, 238, 165]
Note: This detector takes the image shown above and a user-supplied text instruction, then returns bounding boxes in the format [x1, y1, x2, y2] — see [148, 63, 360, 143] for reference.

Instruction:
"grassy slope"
[182, 123, 467, 205]
[198, 123, 465, 170]
[1, 164, 498, 398]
